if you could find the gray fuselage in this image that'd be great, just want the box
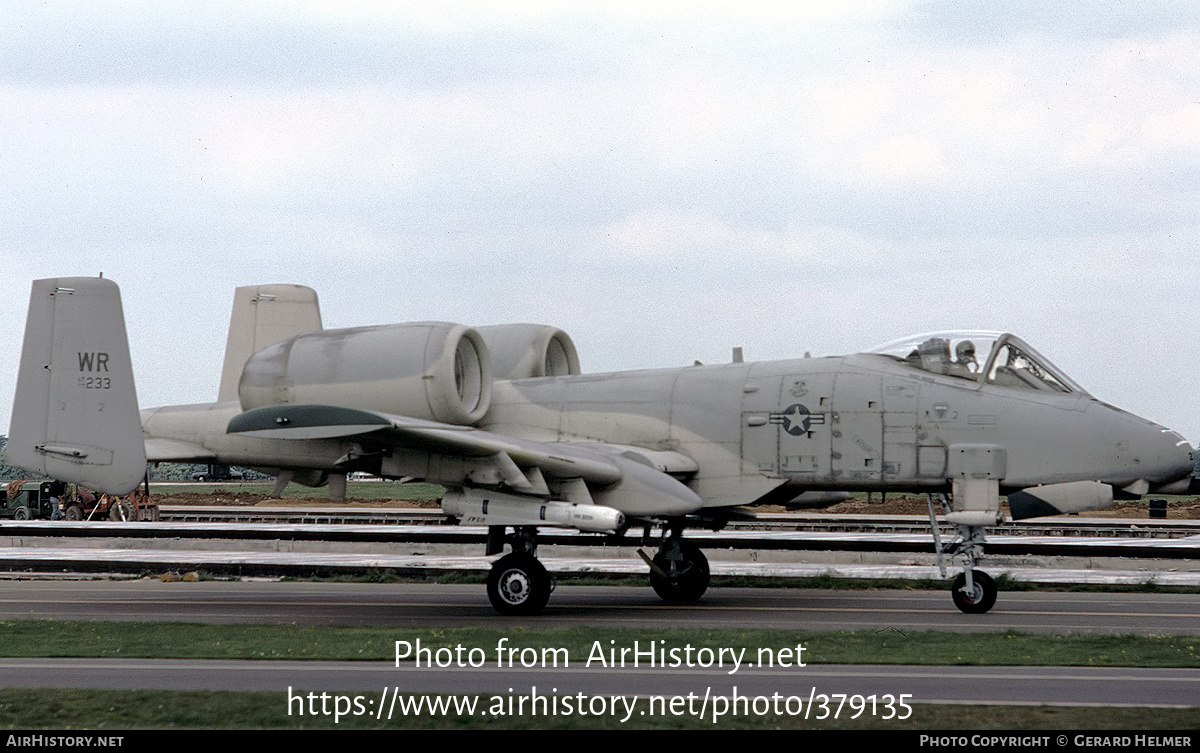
[141,351,1194,510]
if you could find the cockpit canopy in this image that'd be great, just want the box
[868,331,1086,394]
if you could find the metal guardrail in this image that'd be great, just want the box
[152,505,1200,539]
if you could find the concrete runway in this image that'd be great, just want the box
[2,579,1199,633]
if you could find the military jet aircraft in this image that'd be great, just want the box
[9,277,1195,615]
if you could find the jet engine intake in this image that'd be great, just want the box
[475,324,581,380]
[238,322,492,425]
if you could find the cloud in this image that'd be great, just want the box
[1,1,1198,441]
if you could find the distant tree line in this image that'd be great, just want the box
[148,463,272,482]
[0,436,38,480]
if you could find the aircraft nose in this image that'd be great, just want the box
[1098,399,1195,489]
[1150,425,1194,485]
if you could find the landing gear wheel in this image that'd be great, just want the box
[64,506,83,521]
[951,571,997,614]
[487,553,552,616]
[109,501,135,522]
[650,543,710,603]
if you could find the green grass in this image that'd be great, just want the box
[3,621,1199,667]
[4,623,1198,729]
[1,689,1198,730]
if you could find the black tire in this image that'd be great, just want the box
[64,506,83,521]
[649,543,710,603]
[487,553,552,616]
[951,571,997,614]
[13,507,30,521]
[109,501,135,522]
[196,476,207,483]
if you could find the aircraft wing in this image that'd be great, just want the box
[226,403,623,486]
[225,403,702,517]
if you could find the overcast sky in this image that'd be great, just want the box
[2,1,1198,445]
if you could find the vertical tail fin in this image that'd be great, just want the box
[216,284,322,403]
[8,277,146,494]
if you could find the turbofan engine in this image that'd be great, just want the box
[238,322,492,425]
[476,324,581,380]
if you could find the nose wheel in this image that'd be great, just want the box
[951,570,997,614]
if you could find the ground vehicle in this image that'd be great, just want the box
[0,480,56,520]
[190,464,245,482]
[0,479,157,522]
[60,487,157,521]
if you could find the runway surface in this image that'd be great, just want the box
[2,579,1199,634]
[3,580,1198,708]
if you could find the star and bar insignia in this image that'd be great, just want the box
[769,403,826,436]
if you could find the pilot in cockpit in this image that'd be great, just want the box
[908,338,980,380]
[955,340,979,374]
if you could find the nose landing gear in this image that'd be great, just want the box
[951,570,997,614]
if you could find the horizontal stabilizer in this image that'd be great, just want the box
[1007,480,1114,520]
[227,404,393,439]
[8,278,146,495]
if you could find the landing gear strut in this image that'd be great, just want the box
[948,523,997,614]
[928,493,998,614]
[486,526,554,616]
[643,521,710,603]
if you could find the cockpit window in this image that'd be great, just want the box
[868,331,1085,394]
[870,331,999,383]
[986,343,1071,392]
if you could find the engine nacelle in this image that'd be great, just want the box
[475,324,581,380]
[238,322,492,425]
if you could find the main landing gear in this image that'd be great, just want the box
[485,526,554,616]
[640,520,711,604]
[483,521,713,614]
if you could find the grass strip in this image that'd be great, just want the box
[1,689,1198,730]
[2,621,1198,667]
